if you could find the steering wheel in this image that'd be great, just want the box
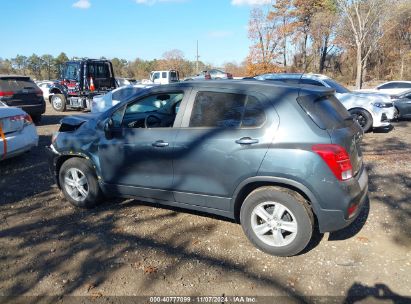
[144,114,162,128]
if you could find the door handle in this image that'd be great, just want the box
[235,137,259,145]
[152,140,169,147]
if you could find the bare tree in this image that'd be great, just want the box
[336,0,388,88]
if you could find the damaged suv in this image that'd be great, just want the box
[48,80,368,256]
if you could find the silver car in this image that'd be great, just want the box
[0,102,38,160]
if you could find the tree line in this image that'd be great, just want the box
[246,0,411,88]
[0,50,245,82]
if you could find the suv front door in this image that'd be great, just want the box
[98,89,189,201]
[172,90,279,211]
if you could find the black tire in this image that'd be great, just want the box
[349,108,373,132]
[59,157,103,208]
[31,114,42,124]
[51,94,67,112]
[240,186,314,257]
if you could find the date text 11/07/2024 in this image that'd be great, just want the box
[149,296,257,303]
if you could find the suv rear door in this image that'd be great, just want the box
[172,89,279,211]
[0,76,43,108]
[298,94,363,176]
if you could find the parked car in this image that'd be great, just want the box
[184,69,233,81]
[0,75,46,123]
[116,78,137,87]
[391,89,411,119]
[48,80,368,257]
[252,73,395,132]
[91,84,156,113]
[37,81,54,102]
[0,103,38,160]
[358,81,411,95]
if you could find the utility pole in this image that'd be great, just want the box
[196,40,200,74]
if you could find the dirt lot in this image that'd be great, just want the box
[0,106,410,303]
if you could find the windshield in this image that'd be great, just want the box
[62,62,80,81]
[323,79,350,94]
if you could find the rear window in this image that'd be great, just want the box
[88,63,110,79]
[0,77,37,91]
[298,95,352,130]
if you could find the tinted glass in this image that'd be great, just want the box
[112,87,142,101]
[189,91,265,128]
[323,79,350,93]
[397,83,411,89]
[170,71,178,81]
[301,79,324,86]
[88,63,110,78]
[0,77,37,91]
[242,98,266,127]
[298,95,351,130]
[162,72,167,78]
[378,83,397,89]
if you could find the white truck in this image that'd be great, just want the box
[141,70,180,85]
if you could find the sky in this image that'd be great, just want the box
[1,0,272,66]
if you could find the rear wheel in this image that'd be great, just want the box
[59,158,103,208]
[240,186,314,256]
[51,94,66,112]
[349,108,373,132]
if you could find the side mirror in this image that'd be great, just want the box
[104,118,114,139]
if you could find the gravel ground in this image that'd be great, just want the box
[0,106,410,303]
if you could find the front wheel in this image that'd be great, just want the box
[349,108,373,132]
[240,186,314,256]
[59,158,103,208]
[51,94,67,112]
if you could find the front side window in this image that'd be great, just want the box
[121,92,184,128]
[188,91,265,128]
[63,63,80,81]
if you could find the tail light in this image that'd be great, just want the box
[312,144,353,181]
[227,73,233,79]
[0,91,14,97]
[36,90,43,97]
[205,73,211,80]
[9,114,33,125]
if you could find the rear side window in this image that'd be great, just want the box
[298,95,351,130]
[0,77,37,91]
[189,91,266,128]
[162,72,167,78]
[88,63,110,78]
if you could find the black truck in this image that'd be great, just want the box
[49,59,116,111]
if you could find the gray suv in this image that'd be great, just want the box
[47,80,368,256]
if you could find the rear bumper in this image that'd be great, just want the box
[20,103,46,116]
[316,166,369,233]
[0,124,38,160]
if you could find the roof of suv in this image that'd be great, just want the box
[0,75,31,79]
[151,79,335,95]
[255,73,331,80]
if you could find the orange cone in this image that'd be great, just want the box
[90,77,95,92]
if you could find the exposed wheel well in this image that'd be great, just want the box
[49,89,63,102]
[233,182,313,223]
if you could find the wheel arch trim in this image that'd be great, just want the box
[231,176,322,222]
